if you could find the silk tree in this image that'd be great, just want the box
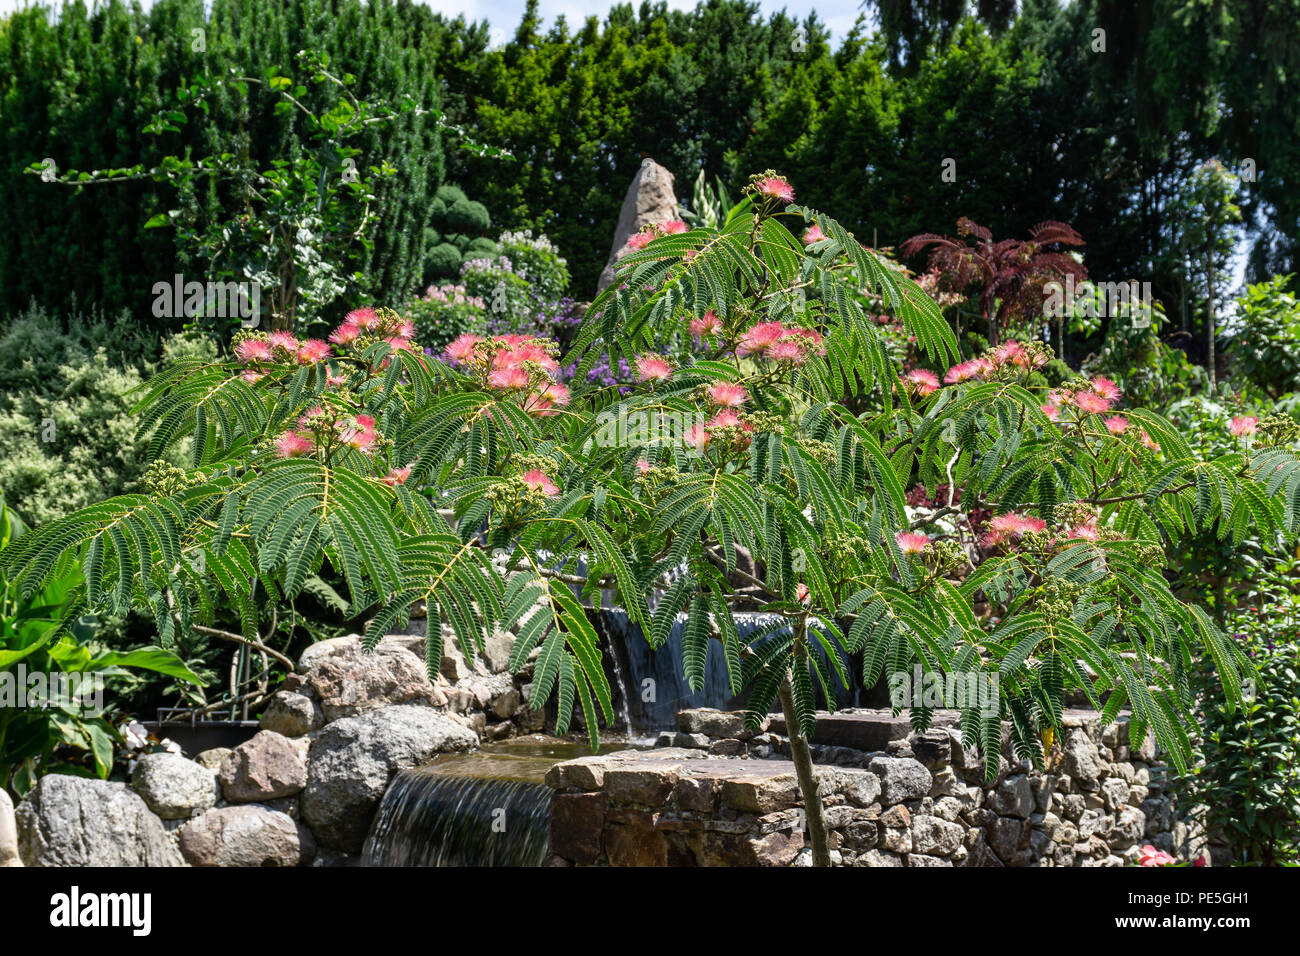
[8,173,1296,867]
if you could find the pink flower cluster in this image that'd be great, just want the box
[736,322,826,364]
[896,531,929,554]
[755,175,795,203]
[421,283,485,309]
[982,512,1048,549]
[942,341,1045,385]
[522,469,559,496]
[1042,377,1123,419]
[802,224,827,245]
[636,354,674,383]
[443,333,570,417]
[234,331,333,383]
[1230,416,1258,437]
[901,368,940,397]
[685,381,754,451]
[326,307,417,354]
[1136,845,1177,867]
[689,310,720,339]
[275,407,379,459]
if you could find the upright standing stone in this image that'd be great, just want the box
[595,158,679,294]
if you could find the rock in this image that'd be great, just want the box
[991,774,1034,819]
[708,738,746,756]
[194,748,233,772]
[16,776,184,866]
[301,705,477,851]
[867,757,932,804]
[1101,776,1130,811]
[596,158,679,293]
[178,805,314,867]
[605,765,679,806]
[550,792,606,864]
[482,627,516,674]
[677,709,758,739]
[489,687,521,721]
[912,815,964,856]
[987,816,1030,864]
[859,849,904,867]
[0,789,20,867]
[299,634,362,670]
[605,820,670,866]
[910,730,952,769]
[720,771,800,813]
[306,639,438,721]
[818,767,881,807]
[1108,806,1145,850]
[1063,728,1103,790]
[218,730,308,803]
[908,853,954,867]
[130,752,220,820]
[260,690,323,737]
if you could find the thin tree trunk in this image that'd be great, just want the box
[778,669,831,866]
[1205,251,1216,389]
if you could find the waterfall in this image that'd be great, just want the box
[364,766,552,867]
[595,608,874,736]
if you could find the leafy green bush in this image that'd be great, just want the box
[405,283,488,352]
[0,306,214,525]
[1227,274,1300,399]
[1,495,201,796]
[1181,550,1300,865]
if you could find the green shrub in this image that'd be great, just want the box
[1226,274,1300,399]
[424,243,464,281]
[0,306,212,525]
[405,283,488,352]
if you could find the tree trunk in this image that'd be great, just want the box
[777,671,831,866]
[1205,251,1216,389]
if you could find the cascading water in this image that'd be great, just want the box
[595,608,874,736]
[364,765,551,867]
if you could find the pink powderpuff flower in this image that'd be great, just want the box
[902,369,940,396]
[1230,416,1259,436]
[636,354,674,382]
[689,310,720,338]
[235,338,273,363]
[896,531,929,554]
[686,422,711,451]
[488,365,531,391]
[241,370,264,384]
[444,334,482,365]
[626,231,654,251]
[1104,415,1129,435]
[983,512,1046,548]
[341,414,378,453]
[990,340,1030,368]
[328,322,360,345]
[802,224,827,245]
[708,382,748,407]
[1041,404,1060,421]
[786,327,826,356]
[661,220,689,234]
[381,466,412,487]
[1137,845,1177,867]
[346,307,380,330]
[636,458,653,475]
[768,340,808,364]
[297,339,331,364]
[707,409,744,429]
[737,321,787,356]
[944,358,989,384]
[496,342,558,374]
[275,430,314,458]
[755,175,794,203]
[523,382,571,417]
[1091,377,1122,403]
[267,331,300,355]
[1074,390,1112,415]
[521,469,559,496]
[297,405,329,429]
[1140,430,1159,451]
[326,370,348,387]
[795,582,811,606]
[1066,523,1101,541]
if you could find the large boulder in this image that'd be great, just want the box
[178,805,315,867]
[218,730,308,803]
[0,789,20,866]
[595,158,679,293]
[303,636,439,721]
[300,705,478,851]
[16,776,184,866]
[130,752,220,820]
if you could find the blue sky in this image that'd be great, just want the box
[0,0,873,44]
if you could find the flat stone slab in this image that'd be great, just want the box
[766,710,960,752]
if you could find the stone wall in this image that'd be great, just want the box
[545,708,1205,867]
[12,628,536,867]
